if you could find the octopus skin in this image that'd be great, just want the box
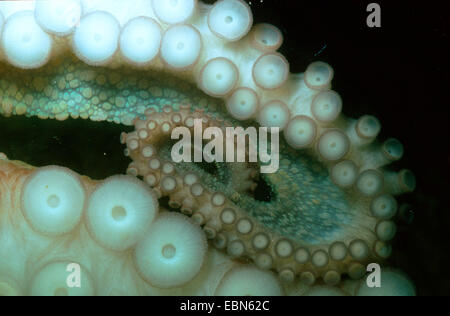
[0,0,416,296]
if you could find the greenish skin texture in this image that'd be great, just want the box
[158,140,351,245]
[0,55,350,246]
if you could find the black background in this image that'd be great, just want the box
[0,0,448,296]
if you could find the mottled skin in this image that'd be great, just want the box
[123,105,383,285]
[0,55,223,123]
[0,48,403,291]
[157,131,355,244]
[2,55,361,248]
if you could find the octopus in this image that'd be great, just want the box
[0,0,417,296]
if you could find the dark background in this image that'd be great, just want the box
[0,0,448,295]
